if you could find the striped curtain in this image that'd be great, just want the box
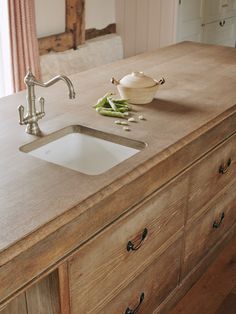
[8,0,41,92]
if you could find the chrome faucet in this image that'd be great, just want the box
[18,69,76,136]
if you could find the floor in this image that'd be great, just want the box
[171,235,236,314]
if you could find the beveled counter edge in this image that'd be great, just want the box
[0,104,236,268]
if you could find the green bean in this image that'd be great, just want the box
[98,109,126,118]
[93,93,113,108]
[107,97,118,111]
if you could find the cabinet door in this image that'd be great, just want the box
[177,0,204,42]
[183,179,236,278]
[203,17,236,47]
[204,0,236,23]
[187,133,236,220]
[101,239,182,314]
[68,175,187,314]
[203,0,222,23]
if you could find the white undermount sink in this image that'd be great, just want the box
[20,125,145,175]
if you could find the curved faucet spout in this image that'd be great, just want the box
[24,70,76,99]
[19,69,76,136]
[34,75,76,99]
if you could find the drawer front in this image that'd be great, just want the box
[203,17,236,47]
[101,239,181,314]
[183,180,236,277]
[69,176,188,314]
[188,133,236,219]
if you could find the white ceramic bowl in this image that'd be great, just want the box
[111,72,165,105]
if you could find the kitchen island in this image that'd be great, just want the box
[0,42,236,313]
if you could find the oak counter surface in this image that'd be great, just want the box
[0,42,236,268]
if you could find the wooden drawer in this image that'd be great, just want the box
[182,179,236,278]
[68,176,188,314]
[101,239,182,314]
[187,133,236,219]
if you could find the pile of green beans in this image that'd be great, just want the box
[93,93,132,118]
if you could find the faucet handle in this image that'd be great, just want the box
[18,105,25,125]
[38,97,45,114]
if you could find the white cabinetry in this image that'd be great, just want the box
[177,0,236,47]
[203,0,236,47]
[177,0,204,42]
[203,17,236,47]
[203,0,236,23]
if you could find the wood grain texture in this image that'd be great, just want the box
[38,32,74,55]
[171,235,236,314]
[101,239,182,314]
[68,175,187,313]
[25,271,60,314]
[1,107,236,307]
[183,178,236,277]
[155,223,236,313]
[58,263,70,314]
[0,294,27,314]
[0,43,236,306]
[187,133,236,219]
[85,23,116,41]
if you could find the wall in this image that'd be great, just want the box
[86,0,115,29]
[35,0,65,38]
[35,0,116,38]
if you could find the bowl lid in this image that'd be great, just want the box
[119,72,156,88]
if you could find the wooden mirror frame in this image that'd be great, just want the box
[38,0,116,56]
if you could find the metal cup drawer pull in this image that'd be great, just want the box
[219,158,232,174]
[213,212,225,229]
[125,292,145,314]
[127,228,148,252]
[219,20,226,27]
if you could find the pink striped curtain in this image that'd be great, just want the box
[8,0,41,92]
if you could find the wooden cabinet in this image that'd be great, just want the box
[66,134,236,313]
[68,176,187,313]
[1,43,236,314]
[101,239,182,314]
[187,133,236,219]
[183,179,236,277]
[2,131,236,314]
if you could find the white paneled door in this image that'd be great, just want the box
[116,0,177,57]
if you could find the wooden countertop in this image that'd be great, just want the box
[0,42,236,266]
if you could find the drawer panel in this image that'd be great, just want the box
[188,133,236,219]
[69,176,188,314]
[101,239,181,314]
[183,180,236,278]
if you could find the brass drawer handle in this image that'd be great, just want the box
[125,292,145,314]
[213,212,225,229]
[219,158,231,174]
[127,228,148,252]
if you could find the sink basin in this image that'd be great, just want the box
[20,125,145,175]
